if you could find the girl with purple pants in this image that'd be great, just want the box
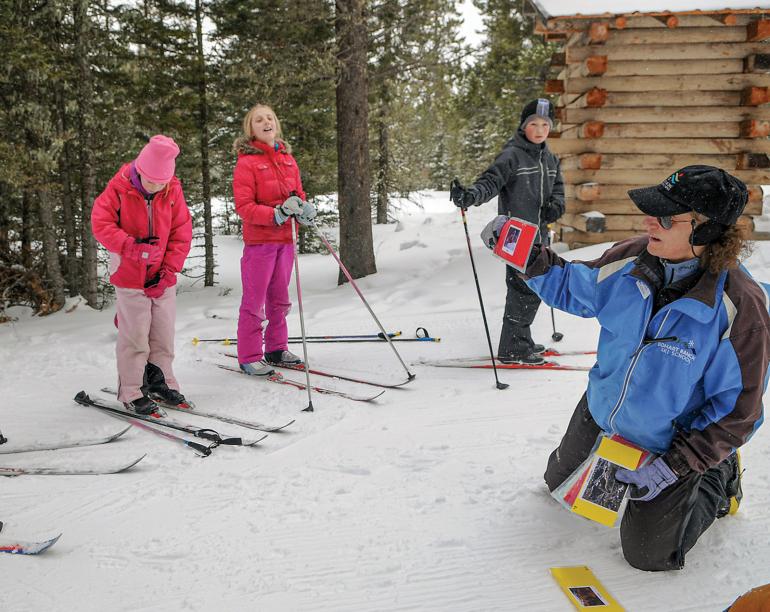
[232,104,316,376]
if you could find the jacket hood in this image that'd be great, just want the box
[508,129,546,154]
[234,137,290,157]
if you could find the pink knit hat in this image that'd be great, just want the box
[135,135,180,184]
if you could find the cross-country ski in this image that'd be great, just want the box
[100,387,294,432]
[0,533,62,555]
[221,354,413,389]
[216,364,386,402]
[0,425,132,454]
[0,455,145,476]
[417,357,591,372]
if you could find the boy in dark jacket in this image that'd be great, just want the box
[451,98,564,364]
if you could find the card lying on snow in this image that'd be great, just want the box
[550,566,624,611]
[555,434,650,528]
[492,217,538,272]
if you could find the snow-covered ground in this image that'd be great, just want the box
[1,191,769,611]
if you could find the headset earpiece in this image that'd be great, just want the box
[690,219,728,246]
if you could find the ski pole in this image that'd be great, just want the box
[111,412,213,457]
[290,331,402,340]
[291,337,436,343]
[291,218,314,412]
[192,337,234,345]
[309,223,416,382]
[193,332,403,345]
[544,226,563,342]
[457,202,508,390]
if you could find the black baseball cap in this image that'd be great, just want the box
[628,165,748,226]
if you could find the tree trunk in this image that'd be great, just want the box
[35,186,66,312]
[56,86,80,297]
[74,0,99,307]
[374,0,396,225]
[195,0,215,287]
[21,191,31,269]
[0,183,9,257]
[375,84,391,224]
[335,0,375,284]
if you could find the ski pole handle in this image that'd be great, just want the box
[186,441,213,457]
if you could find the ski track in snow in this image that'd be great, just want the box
[1,191,769,611]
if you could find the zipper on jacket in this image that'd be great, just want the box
[146,196,154,239]
[607,308,672,433]
[538,149,544,239]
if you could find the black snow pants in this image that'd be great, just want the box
[544,393,738,572]
[498,265,542,358]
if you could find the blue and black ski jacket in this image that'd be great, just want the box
[525,236,770,475]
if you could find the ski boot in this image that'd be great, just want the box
[727,450,743,516]
[716,451,743,518]
[240,361,276,377]
[124,395,160,416]
[264,350,303,367]
[498,352,546,366]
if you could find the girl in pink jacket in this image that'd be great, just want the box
[92,135,193,414]
[233,104,316,376]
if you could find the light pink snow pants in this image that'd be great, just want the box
[237,243,294,364]
[115,286,180,402]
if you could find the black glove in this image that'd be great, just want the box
[450,178,479,209]
[527,244,542,268]
[541,201,562,224]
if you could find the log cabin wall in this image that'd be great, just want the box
[538,10,770,247]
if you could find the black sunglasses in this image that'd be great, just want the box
[657,216,693,230]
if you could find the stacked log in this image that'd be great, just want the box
[539,11,770,247]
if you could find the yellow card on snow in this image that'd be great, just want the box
[550,566,624,611]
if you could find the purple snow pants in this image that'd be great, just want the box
[237,243,294,364]
[115,286,180,403]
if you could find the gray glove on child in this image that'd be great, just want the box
[480,215,509,249]
[274,195,305,225]
[296,201,317,226]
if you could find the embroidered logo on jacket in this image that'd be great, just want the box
[656,339,696,364]
[636,280,650,299]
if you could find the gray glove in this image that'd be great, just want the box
[480,215,508,249]
[296,201,317,226]
[274,195,305,225]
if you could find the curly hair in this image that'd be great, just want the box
[697,219,753,274]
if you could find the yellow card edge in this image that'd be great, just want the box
[595,437,643,470]
[572,498,619,527]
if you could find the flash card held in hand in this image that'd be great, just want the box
[492,217,539,272]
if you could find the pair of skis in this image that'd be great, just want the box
[220,354,413,391]
[0,424,146,477]
[74,392,269,457]
[0,522,61,556]
[418,348,596,372]
[99,387,295,433]
[216,364,388,402]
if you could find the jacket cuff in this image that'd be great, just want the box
[662,448,693,478]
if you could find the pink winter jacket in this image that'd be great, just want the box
[91,163,193,289]
[232,139,306,245]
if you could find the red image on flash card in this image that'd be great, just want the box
[492,217,539,272]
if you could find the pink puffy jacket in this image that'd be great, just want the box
[232,139,306,245]
[91,163,192,289]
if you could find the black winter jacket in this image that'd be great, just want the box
[471,129,564,243]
